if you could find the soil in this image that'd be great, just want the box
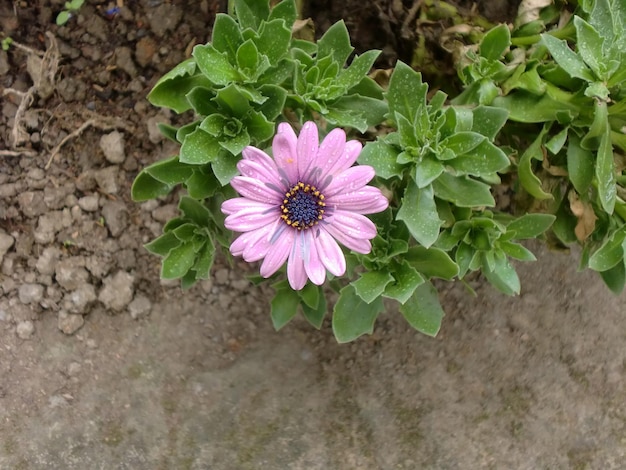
[1,1,625,469]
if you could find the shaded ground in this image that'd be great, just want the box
[1,1,626,468]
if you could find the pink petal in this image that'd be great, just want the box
[322,138,363,181]
[237,159,283,189]
[221,198,275,216]
[242,219,280,261]
[325,186,389,214]
[303,231,325,285]
[315,228,346,276]
[260,226,294,278]
[297,121,319,181]
[326,210,377,239]
[242,146,278,172]
[231,176,283,204]
[323,165,375,197]
[230,224,274,261]
[225,207,278,232]
[316,128,346,179]
[323,223,373,254]
[272,123,299,184]
[287,232,307,290]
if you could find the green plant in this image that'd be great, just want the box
[132,0,626,342]
[56,0,85,26]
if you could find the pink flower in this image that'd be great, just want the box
[221,122,389,290]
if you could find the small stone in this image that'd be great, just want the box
[151,204,178,223]
[231,279,250,291]
[65,284,97,314]
[55,257,89,290]
[129,295,151,320]
[0,231,15,264]
[16,321,35,339]
[75,170,96,192]
[67,362,82,377]
[214,268,230,285]
[98,270,135,313]
[93,166,119,194]
[36,247,62,275]
[0,50,9,76]
[146,115,167,144]
[18,283,44,304]
[17,191,47,217]
[99,131,126,164]
[34,212,62,244]
[101,200,129,237]
[44,183,75,209]
[77,195,99,212]
[115,46,138,78]
[58,311,84,335]
[135,36,157,67]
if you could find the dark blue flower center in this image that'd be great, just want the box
[281,182,326,230]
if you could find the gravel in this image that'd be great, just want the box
[16,320,35,339]
[99,131,126,164]
[0,231,14,264]
[18,283,44,305]
[93,166,119,194]
[55,257,89,291]
[57,311,84,335]
[101,200,129,237]
[98,270,135,313]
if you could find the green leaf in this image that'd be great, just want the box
[405,246,459,280]
[518,126,553,200]
[336,50,380,93]
[352,271,394,304]
[386,61,428,122]
[432,173,495,207]
[383,261,425,304]
[144,231,181,257]
[540,34,594,81]
[330,94,388,130]
[212,14,243,61]
[299,282,319,309]
[186,168,221,199]
[180,129,222,164]
[414,157,444,188]
[212,151,241,186]
[145,156,194,185]
[481,253,520,295]
[596,128,616,214]
[491,91,577,123]
[471,106,509,139]
[582,99,609,150]
[397,184,442,247]
[480,24,511,60]
[399,281,444,337]
[162,243,197,279]
[301,291,327,329]
[193,44,240,85]
[588,228,626,272]
[131,171,173,201]
[332,285,384,343]
[233,0,269,29]
[499,241,537,261]
[148,67,213,113]
[193,241,215,279]
[447,140,510,177]
[215,84,251,116]
[179,196,210,227]
[256,19,292,65]
[440,132,485,156]
[245,110,275,143]
[270,283,300,330]
[359,140,403,179]
[56,10,71,25]
[600,262,626,294]
[268,0,297,27]
[317,20,354,65]
[567,133,594,194]
[219,129,250,155]
[506,213,555,239]
[257,84,287,120]
[574,16,605,79]
[236,39,260,74]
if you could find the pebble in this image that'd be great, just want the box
[55,257,89,290]
[0,231,15,264]
[44,183,75,209]
[67,362,82,377]
[36,246,62,275]
[214,268,230,285]
[135,36,157,67]
[115,46,138,78]
[151,204,178,223]
[58,311,84,335]
[16,320,35,339]
[78,195,99,212]
[99,131,126,164]
[93,166,119,194]
[17,191,47,217]
[34,210,71,244]
[65,284,97,314]
[98,270,135,313]
[129,294,152,320]
[0,50,9,76]
[101,200,129,237]
[18,283,44,305]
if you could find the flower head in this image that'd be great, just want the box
[221,121,388,290]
